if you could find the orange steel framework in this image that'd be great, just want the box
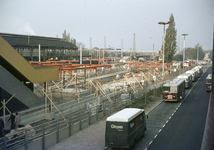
[29,59,113,80]
[129,62,172,74]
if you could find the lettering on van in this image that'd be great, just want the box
[111,124,123,130]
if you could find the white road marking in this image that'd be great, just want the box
[146,67,209,150]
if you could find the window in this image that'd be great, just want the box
[163,86,170,92]
[207,79,212,83]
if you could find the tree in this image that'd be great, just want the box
[185,43,205,60]
[173,54,183,61]
[162,13,177,63]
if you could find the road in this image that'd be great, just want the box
[47,66,210,150]
[146,66,211,150]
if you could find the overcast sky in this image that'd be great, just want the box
[0,0,214,51]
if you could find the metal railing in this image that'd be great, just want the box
[0,92,134,150]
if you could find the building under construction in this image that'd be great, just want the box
[0,32,191,149]
[0,32,178,117]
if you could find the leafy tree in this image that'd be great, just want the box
[162,13,177,63]
[185,43,205,60]
[173,54,183,61]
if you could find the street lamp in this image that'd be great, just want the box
[197,45,199,65]
[181,33,189,68]
[158,21,170,76]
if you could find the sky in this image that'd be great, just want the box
[0,0,214,51]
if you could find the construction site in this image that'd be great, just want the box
[0,33,188,150]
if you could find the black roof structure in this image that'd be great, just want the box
[0,32,78,50]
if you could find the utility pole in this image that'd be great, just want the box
[197,46,199,65]
[130,48,132,62]
[158,21,170,76]
[181,33,189,68]
[121,39,123,58]
[104,36,106,59]
[90,37,92,57]
[133,33,136,58]
[153,43,154,61]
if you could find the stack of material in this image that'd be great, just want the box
[6,124,35,140]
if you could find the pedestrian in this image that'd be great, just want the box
[8,113,15,129]
[14,112,21,130]
[182,92,185,100]
[0,118,4,137]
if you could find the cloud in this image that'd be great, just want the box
[20,23,36,35]
[12,17,36,35]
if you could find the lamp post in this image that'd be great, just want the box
[158,21,170,76]
[181,33,188,68]
[197,45,199,65]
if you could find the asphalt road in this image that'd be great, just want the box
[146,67,211,150]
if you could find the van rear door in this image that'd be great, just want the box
[105,122,128,148]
